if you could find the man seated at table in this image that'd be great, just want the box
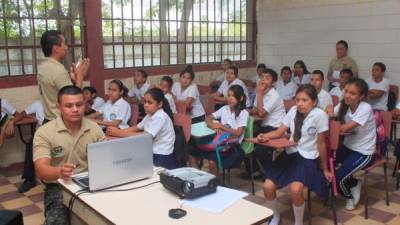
[33,85,105,225]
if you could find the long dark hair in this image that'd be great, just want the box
[228,85,246,118]
[180,64,195,81]
[293,84,318,142]
[294,60,310,75]
[145,88,174,121]
[337,78,369,123]
[110,79,128,98]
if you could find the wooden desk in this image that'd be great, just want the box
[59,170,273,225]
[246,138,297,148]
[15,116,37,144]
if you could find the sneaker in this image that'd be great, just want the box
[345,199,355,211]
[351,181,362,206]
[17,180,36,193]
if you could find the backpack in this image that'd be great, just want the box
[173,125,188,167]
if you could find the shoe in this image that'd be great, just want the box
[345,199,355,211]
[18,180,36,193]
[351,181,362,206]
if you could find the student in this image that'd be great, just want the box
[90,80,131,129]
[329,68,353,101]
[366,62,390,111]
[82,86,105,115]
[171,65,205,123]
[127,70,151,104]
[0,98,22,144]
[275,66,298,100]
[33,86,105,225]
[292,60,311,86]
[107,88,176,169]
[159,76,177,114]
[258,84,331,225]
[250,68,286,173]
[213,65,251,109]
[213,58,233,83]
[334,78,376,210]
[310,70,334,117]
[189,85,247,176]
[251,63,267,85]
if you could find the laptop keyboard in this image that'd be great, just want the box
[79,177,89,186]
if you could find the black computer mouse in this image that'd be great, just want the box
[168,208,187,219]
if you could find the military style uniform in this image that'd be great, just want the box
[33,117,105,225]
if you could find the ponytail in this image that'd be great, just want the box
[145,88,174,122]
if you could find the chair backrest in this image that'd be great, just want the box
[200,94,215,115]
[382,111,392,139]
[390,85,399,102]
[198,85,211,95]
[329,120,341,151]
[331,95,339,107]
[241,116,255,155]
[283,99,296,112]
[173,113,192,142]
[175,101,188,114]
[129,104,139,126]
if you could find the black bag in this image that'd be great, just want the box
[387,90,397,111]
[173,125,188,167]
[395,139,400,158]
[0,210,23,225]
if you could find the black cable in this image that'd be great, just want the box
[68,188,89,224]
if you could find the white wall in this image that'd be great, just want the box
[257,0,400,83]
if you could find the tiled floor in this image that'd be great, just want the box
[1,153,400,225]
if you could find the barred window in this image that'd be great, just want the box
[0,0,86,77]
[101,0,255,69]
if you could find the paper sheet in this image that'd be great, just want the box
[181,186,248,213]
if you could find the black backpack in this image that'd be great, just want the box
[387,90,397,111]
[173,125,188,167]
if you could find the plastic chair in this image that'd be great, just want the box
[173,113,191,143]
[198,85,211,95]
[128,103,139,126]
[200,94,215,115]
[283,99,296,112]
[175,101,189,114]
[362,111,391,219]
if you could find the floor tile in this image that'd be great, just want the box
[2,197,33,209]
[358,207,396,223]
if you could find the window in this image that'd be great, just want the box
[0,0,86,77]
[101,0,255,69]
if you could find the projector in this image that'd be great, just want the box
[160,167,218,199]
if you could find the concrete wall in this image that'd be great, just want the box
[257,0,400,83]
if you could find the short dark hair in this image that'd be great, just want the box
[262,68,278,82]
[340,68,354,77]
[336,40,348,50]
[41,30,63,57]
[58,85,83,103]
[281,66,292,75]
[223,58,232,65]
[82,86,97,95]
[161,76,173,89]
[137,69,148,81]
[373,62,386,72]
[257,63,267,70]
[227,65,238,77]
[312,70,324,80]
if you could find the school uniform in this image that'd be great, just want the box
[264,106,329,198]
[334,102,376,198]
[127,82,151,101]
[292,74,311,86]
[275,80,297,100]
[366,77,390,111]
[217,78,251,108]
[25,100,45,126]
[1,98,16,121]
[215,73,225,82]
[329,86,343,101]
[99,98,131,129]
[171,82,205,122]
[318,89,333,111]
[92,97,105,112]
[251,74,260,85]
[165,93,177,114]
[137,109,176,169]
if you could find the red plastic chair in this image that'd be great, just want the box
[129,103,139,126]
[175,101,189,114]
[173,113,191,143]
[283,99,296,112]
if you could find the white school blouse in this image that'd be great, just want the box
[92,97,105,112]
[24,100,44,126]
[254,88,286,128]
[1,99,16,120]
[292,74,311,86]
[366,77,390,111]
[99,98,131,129]
[275,80,297,100]
[128,82,151,101]
[165,93,177,114]
[317,89,333,111]
[329,87,343,101]
[171,82,205,118]
[217,78,251,107]
[212,105,249,142]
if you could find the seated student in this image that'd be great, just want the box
[107,88,176,169]
[89,80,131,129]
[392,101,400,120]
[22,100,45,126]
[275,66,298,100]
[249,68,285,174]
[171,65,205,123]
[210,58,233,91]
[310,70,334,117]
[366,62,390,111]
[334,78,376,210]
[251,63,267,85]
[292,60,311,85]
[127,70,151,104]
[329,68,353,101]
[159,76,177,114]
[33,86,105,225]
[189,85,248,176]
[0,98,22,144]
[82,86,105,115]
[258,84,331,225]
[213,65,251,110]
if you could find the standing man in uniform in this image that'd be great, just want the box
[18,30,91,193]
[33,86,104,225]
[327,40,358,90]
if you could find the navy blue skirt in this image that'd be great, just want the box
[153,153,177,170]
[264,151,328,199]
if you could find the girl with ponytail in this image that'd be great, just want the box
[107,87,177,169]
[257,84,331,225]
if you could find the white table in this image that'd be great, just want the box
[59,169,272,225]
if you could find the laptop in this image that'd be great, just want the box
[72,133,153,192]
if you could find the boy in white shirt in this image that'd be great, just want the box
[210,58,233,92]
[329,69,353,101]
[251,63,267,86]
[83,86,105,115]
[275,66,297,100]
[159,76,177,114]
[367,62,390,111]
[127,70,151,104]
[311,70,334,117]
